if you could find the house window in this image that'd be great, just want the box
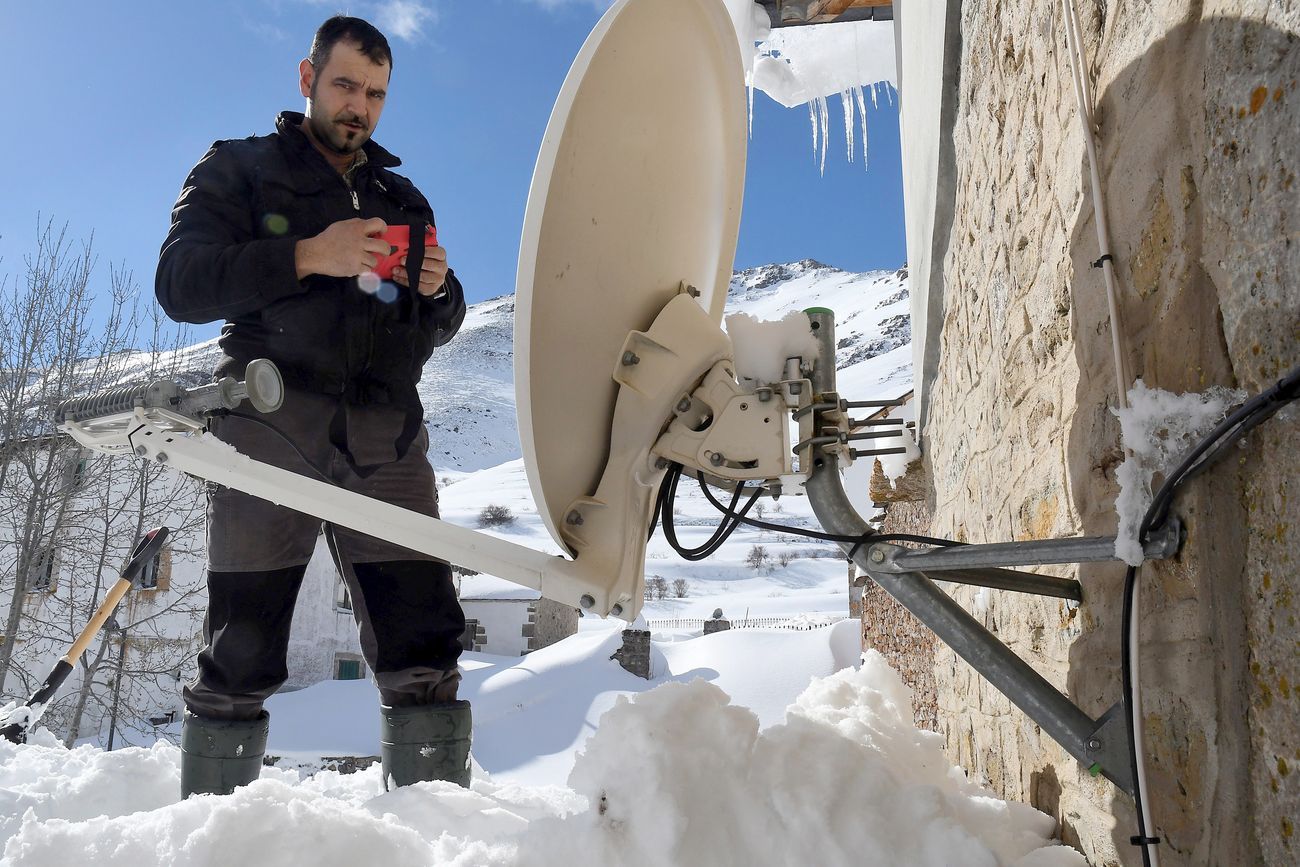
[27,546,55,593]
[64,453,89,490]
[334,656,364,680]
[139,553,161,589]
[335,573,353,612]
[136,549,170,591]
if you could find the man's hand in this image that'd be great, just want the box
[295,217,390,280]
[393,245,450,298]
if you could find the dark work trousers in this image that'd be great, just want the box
[185,387,465,722]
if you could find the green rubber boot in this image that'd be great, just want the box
[379,701,472,789]
[180,710,269,799]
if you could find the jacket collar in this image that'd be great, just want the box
[275,110,402,169]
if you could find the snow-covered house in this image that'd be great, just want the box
[456,572,578,657]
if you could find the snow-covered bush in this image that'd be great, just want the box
[477,504,516,527]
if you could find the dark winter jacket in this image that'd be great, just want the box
[155,111,466,412]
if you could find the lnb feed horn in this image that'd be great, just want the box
[56,358,284,424]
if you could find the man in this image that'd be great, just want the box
[156,16,470,797]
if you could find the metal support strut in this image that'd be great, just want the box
[799,308,1171,796]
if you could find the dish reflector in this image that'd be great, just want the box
[515,0,748,554]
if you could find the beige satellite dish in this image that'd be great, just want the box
[515,0,748,564]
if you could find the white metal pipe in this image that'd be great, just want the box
[1060,2,1157,862]
[1061,0,1131,411]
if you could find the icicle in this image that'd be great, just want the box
[870,82,879,109]
[854,85,869,171]
[747,77,755,139]
[807,100,819,166]
[818,96,829,176]
[841,89,854,163]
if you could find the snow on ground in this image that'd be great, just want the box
[435,455,851,625]
[1,639,1084,867]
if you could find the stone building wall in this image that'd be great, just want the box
[529,598,580,652]
[860,461,939,732]
[914,1,1298,864]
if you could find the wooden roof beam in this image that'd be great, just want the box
[759,1,893,28]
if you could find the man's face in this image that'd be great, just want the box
[300,40,390,156]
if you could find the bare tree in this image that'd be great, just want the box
[745,545,770,573]
[672,578,688,598]
[0,218,132,695]
[0,219,206,745]
[644,576,668,602]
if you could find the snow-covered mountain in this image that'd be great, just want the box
[417,294,519,471]
[419,259,910,472]
[38,260,908,473]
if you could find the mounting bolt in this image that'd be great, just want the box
[654,457,669,470]
[579,594,595,609]
[134,445,147,456]
[709,452,724,467]
[566,510,584,526]
[610,603,624,617]
[676,397,692,413]
[1087,738,1102,751]
[684,285,700,298]
[756,387,773,402]
[869,548,885,564]
[155,452,169,463]
[621,351,640,366]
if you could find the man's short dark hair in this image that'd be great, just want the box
[309,16,393,71]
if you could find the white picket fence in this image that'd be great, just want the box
[645,615,849,632]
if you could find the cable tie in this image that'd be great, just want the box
[1129,836,1161,846]
[1091,253,1114,269]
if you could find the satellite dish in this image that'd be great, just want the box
[515,0,748,555]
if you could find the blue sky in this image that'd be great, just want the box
[0,0,903,342]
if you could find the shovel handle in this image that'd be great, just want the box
[65,578,132,664]
[64,527,170,665]
[1,528,170,744]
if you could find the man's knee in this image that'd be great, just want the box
[351,559,465,672]
[189,566,306,718]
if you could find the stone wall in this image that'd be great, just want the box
[528,598,579,652]
[860,460,939,732]
[611,630,652,679]
[913,1,1299,863]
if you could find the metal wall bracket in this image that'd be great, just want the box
[867,521,1181,574]
[865,543,1084,601]
[801,308,1156,796]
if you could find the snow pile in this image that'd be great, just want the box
[0,701,46,738]
[1112,380,1244,565]
[724,309,820,385]
[551,657,1085,864]
[877,422,920,483]
[0,652,1081,866]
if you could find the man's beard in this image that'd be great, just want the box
[307,111,370,155]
